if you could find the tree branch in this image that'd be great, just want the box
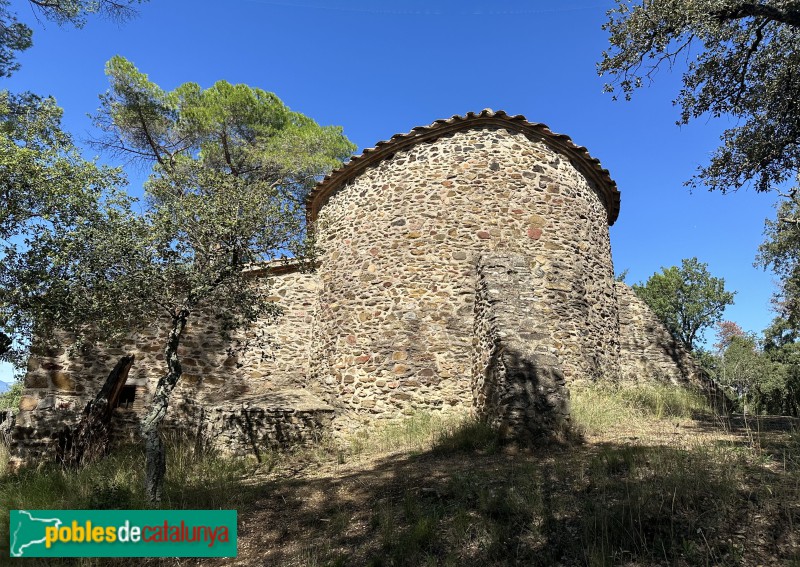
[713,3,800,28]
[28,0,139,22]
[220,129,239,176]
[134,104,168,169]
[734,18,769,109]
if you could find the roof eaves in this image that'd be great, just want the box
[307,109,620,226]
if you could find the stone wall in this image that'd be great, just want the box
[10,390,335,467]
[10,268,328,465]
[20,271,317,411]
[310,126,619,420]
[8,111,712,464]
[18,268,319,412]
[616,282,701,385]
[472,254,570,439]
[168,391,335,458]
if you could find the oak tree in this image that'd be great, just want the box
[0,91,123,364]
[91,56,355,502]
[0,0,145,362]
[599,0,800,195]
[633,257,735,351]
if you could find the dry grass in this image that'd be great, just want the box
[242,383,799,566]
[1,383,798,566]
[571,381,710,435]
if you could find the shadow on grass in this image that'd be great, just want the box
[691,412,800,467]
[230,430,799,567]
[1,418,799,566]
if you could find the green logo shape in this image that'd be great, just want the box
[9,510,237,558]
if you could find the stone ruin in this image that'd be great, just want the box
[7,110,704,465]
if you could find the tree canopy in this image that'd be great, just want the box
[0,91,123,365]
[0,91,122,239]
[758,197,800,323]
[633,257,735,351]
[5,55,355,501]
[599,0,800,195]
[0,0,146,364]
[700,318,800,415]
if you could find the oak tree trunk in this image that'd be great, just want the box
[141,311,188,505]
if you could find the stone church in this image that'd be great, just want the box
[9,110,700,463]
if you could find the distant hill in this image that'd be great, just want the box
[0,381,9,393]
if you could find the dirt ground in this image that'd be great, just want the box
[165,412,799,566]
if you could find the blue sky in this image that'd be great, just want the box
[0,0,780,382]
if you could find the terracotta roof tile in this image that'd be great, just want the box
[307,109,620,225]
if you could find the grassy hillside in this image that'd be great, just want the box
[0,383,798,566]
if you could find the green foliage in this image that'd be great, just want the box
[0,380,22,410]
[632,257,735,351]
[0,0,144,364]
[0,1,32,79]
[618,382,710,418]
[758,197,800,325]
[0,90,123,237]
[0,91,125,365]
[716,333,772,398]
[599,0,800,195]
[1,56,354,501]
[95,55,355,274]
[702,319,800,416]
[81,55,354,339]
[754,172,800,416]
[3,55,354,360]
[97,57,354,501]
[759,317,800,415]
[599,1,800,414]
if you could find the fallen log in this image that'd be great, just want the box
[57,355,135,467]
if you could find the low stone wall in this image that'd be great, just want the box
[16,268,320,416]
[8,406,81,468]
[472,254,570,440]
[168,390,335,459]
[12,389,334,467]
[10,266,323,466]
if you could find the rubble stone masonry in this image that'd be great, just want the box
[310,126,619,421]
[9,111,702,464]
